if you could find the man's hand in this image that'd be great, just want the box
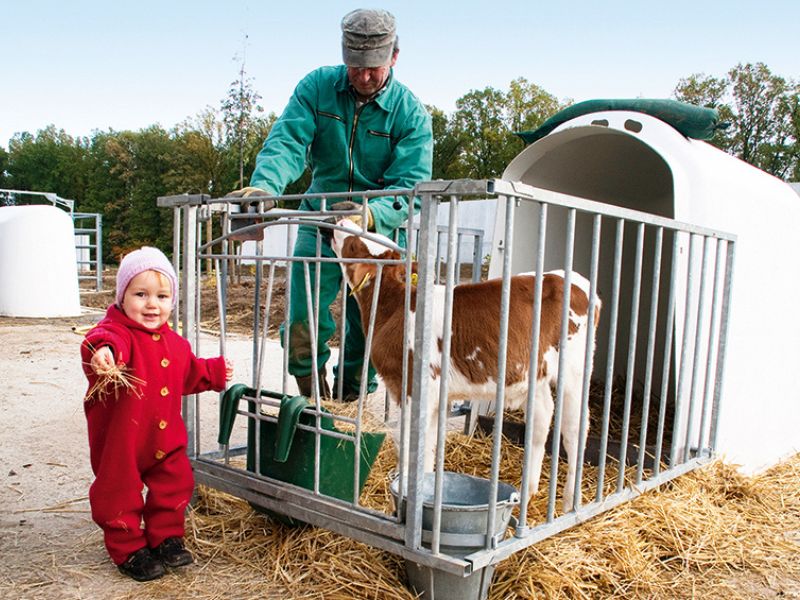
[227,186,270,199]
[226,187,276,211]
[329,201,373,230]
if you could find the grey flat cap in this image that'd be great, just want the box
[341,9,396,67]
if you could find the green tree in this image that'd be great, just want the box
[100,127,178,257]
[169,107,229,196]
[429,105,462,180]
[6,126,89,201]
[221,42,265,190]
[675,63,798,179]
[451,87,514,179]
[506,77,564,135]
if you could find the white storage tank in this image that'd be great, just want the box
[0,205,81,317]
[490,103,800,474]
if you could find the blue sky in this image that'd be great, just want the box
[2,0,798,149]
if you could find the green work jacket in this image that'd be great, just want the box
[249,65,433,239]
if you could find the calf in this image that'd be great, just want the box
[331,219,601,511]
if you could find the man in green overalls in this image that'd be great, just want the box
[229,9,433,400]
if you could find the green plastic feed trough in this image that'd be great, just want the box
[218,384,385,523]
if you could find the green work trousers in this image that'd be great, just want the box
[281,225,378,395]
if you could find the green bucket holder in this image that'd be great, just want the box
[218,384,386,524]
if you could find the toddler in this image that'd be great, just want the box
[80,246,233,581]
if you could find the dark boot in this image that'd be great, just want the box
[295,370,331,398]
[332,382,360,403]
[152,536,194,568]
[118,547,166,581]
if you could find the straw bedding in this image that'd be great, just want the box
[137,435,800,600]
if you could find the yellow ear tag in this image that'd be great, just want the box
[349,272,371,296]
[410,272,418,286]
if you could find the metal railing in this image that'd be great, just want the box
[159,178,736,594]
[73,212,103,291]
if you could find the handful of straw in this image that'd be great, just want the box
[85,361,145,404]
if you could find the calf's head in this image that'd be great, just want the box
[331,218,410,294]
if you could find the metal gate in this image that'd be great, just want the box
[158,177,735,590]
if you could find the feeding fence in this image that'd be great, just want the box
[158,177,735,599]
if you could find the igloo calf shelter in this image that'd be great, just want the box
[489,100,800,474]
[0,205,81,317]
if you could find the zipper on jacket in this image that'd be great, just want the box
[348,103,366,193]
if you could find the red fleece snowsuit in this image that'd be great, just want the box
[80,305,227,565]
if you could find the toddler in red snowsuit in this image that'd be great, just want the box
[81,246,233,582]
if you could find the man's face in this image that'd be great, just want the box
[346,52,398,99]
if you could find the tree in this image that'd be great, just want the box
[221,38,265,189]
[99,127,178,257]
[6,126,89,201]
[675,63,798,179]
[505,77,564,135]
[169,107,229,197]
[451,87,514,179]
[428,105,462,180]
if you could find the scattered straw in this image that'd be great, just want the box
[178,433,800,600]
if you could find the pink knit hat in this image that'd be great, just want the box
[116,246,178,308]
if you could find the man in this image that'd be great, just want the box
[229,9,433,400]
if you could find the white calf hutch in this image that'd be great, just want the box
[0,204,82,317]
[493,108,799,474]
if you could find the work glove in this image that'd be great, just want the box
[226,187,275,241]
[226,186,277,211]
[329,200,373,230]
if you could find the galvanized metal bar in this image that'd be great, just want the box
[302,261,322,495]
[709,240,736,452]
[180,204,198,457]
[683,236,711,462]
[573,213,601,507]
[254,262,277,394]
[636,226,664,484]
[353,262,384,504]
[431,196,460,555]
[697,240,725,458]
[405,191,440,550]
[671,234,698,467]
[282,222,296,395]
[654,233,681,477]
[397,197,417,504]
[616,222,645,492]
[487,194,517,536]
[547,207,576,520]
[194,215,203,455]
[95,214,103,291]
[253,243,263,382]
[312,200,326,399]
[472,232,482,283]
[172,206,182,332]
[517,202,548,531]
[596,217,624,501]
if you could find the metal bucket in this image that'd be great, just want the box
[391,472,519,600]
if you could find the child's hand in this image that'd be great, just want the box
[91,346,115,374]
[224,358,234,381]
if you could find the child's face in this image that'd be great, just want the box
[120,270,173,329]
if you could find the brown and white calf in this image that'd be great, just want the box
[331,219,601,511]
